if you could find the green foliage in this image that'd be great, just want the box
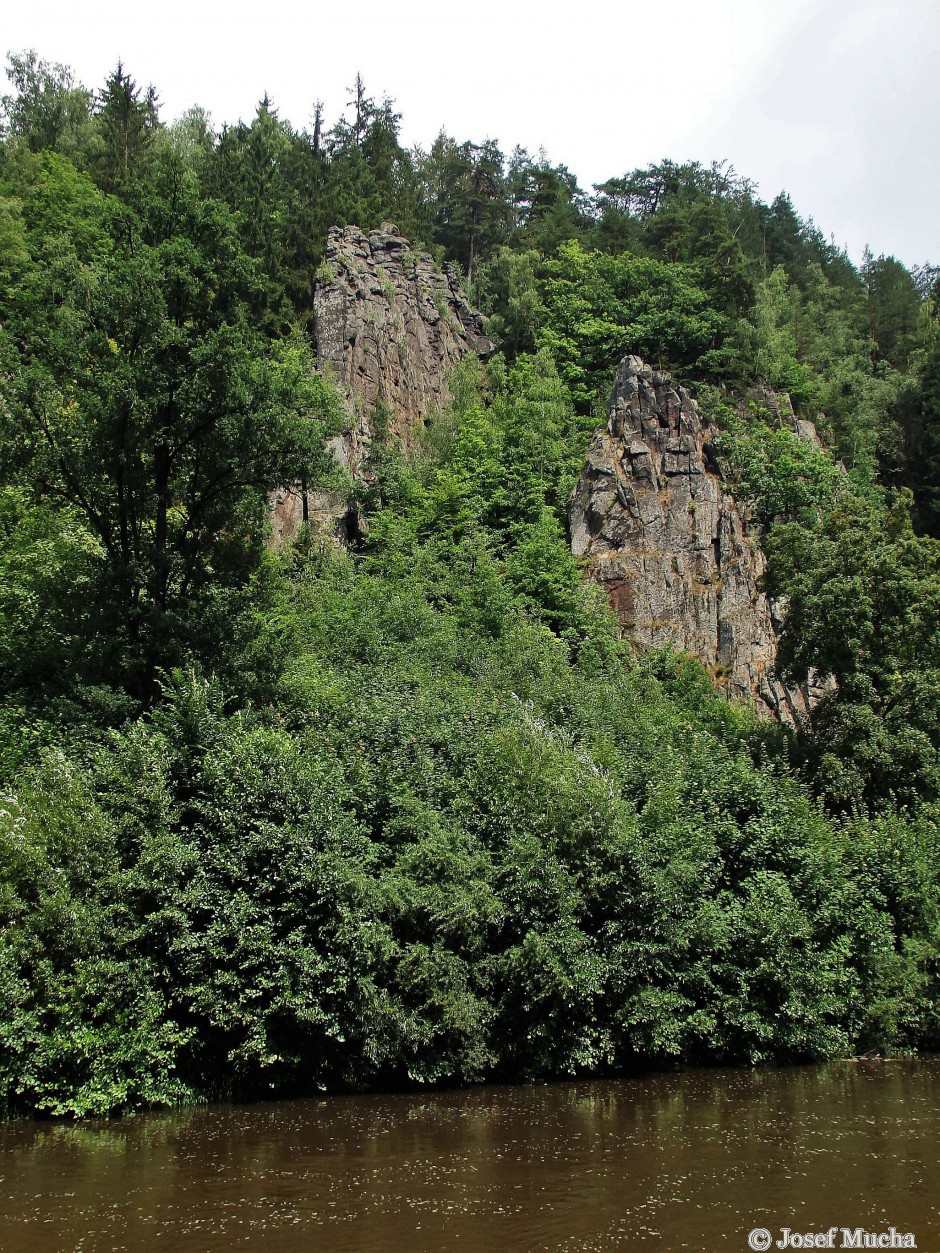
[593,160,758,319]
[730,258,928,493]
[4,552,938,1116]
[1,48,939,1122]
[766,492,940,811]
[0,150,342,703]
[0,489,102,693]
[734,266,819,407]
[417,134,510,281]
[473,245,544,357]
[893,338,940,534]
[0,754,196,1117]
[863,251,924,374]
[505,148,589,254]
[0,50,92,159]
[89,61,159,196]
[710,391,845,526]
[537,240,729,409]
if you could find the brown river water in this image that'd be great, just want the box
[1,1060,937,1252]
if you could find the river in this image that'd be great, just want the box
[1,1060,937,1251]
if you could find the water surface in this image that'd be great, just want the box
[1,1060,937,1251]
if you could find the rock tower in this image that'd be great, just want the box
[570,356,824,722]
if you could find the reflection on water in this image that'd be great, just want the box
[1,1061,937,1251]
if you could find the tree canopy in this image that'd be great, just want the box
[0,50,938,1120]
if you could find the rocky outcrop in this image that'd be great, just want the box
[313,222,493,478]
[570,356,822,723]
[269,486,359,547]
[273,223,493,544]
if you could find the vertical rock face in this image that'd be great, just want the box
[313,222,493,476]
[272,222,492,542]
[570,356,818,722]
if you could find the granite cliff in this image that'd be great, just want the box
[314,222,493,474]
[570,356,824,722]
[272,223,492,542]
[276,233,818,723]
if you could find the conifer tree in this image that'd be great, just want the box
[92,61,159,193]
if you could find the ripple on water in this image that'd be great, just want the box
[0,1060,938,1252]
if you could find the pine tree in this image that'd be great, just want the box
[92,61,159,192]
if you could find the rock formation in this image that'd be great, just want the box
[273,222,493,542]
[314,222,492,473]
[570,356,822,723]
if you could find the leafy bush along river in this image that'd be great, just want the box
[1,55,939,1117]
[4,556,940,1117]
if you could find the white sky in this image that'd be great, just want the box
[3,0,937,267]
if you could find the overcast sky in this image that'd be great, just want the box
[4,0,937,267]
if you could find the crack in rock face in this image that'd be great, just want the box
[570,355,825,723]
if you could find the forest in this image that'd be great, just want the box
[1,52,939,1118]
